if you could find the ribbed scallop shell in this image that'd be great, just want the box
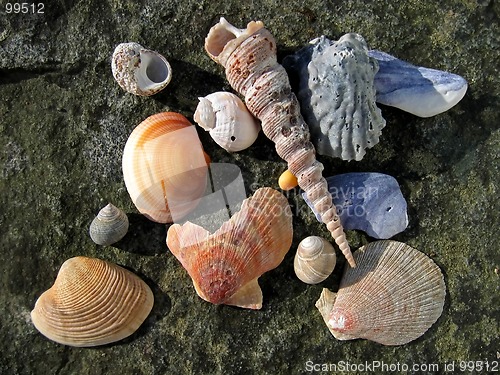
[89,203,129,246]
[194,91,261,152]
[122,112,210,223]
[315,240,446,345]
[284,35,386,161]
[204,18,356,268]
[294,236,336,284]
[111,42,172,96]
[166,187,293,309]
[31,256,154,347]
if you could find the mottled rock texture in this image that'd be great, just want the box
[0,1,498,374]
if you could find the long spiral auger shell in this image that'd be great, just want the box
[205,18,355,267]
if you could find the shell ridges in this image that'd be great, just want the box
[204,18,356,267]
[315,240,446,345]
[31,256,154,347]
[166,187,293,309]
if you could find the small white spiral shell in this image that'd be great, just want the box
[294,236,336,284]
[194,91,261,152]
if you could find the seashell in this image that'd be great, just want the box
[166,187,293,309]
[194,91,261,152]
[278,169,298,191]
[89,203,129,246]
[111,42,172,96]
[294,236,336,284]
[368,49,468,117]
[122,112,210,223]
[302,172,408,239]
[315,240,446,345]
[204,18,356,267]
[31,256,154,347]
[282,34,386,161]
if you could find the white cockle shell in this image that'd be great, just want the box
[315,240,446,345]
[194,92,261,152]
[111,42,172,96]
[89,203,129,246]
[294,236,336,284]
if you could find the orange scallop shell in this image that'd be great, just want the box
[166,187,293,309]
[122,112,210,223]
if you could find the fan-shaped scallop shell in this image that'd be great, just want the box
[315,240,446,345]
[204,18,355,267]
[283,34,386,161]
[89,203,129,246]
[31,256,154,347]
[166,187,293,309]
[122,112,210,223]
[111,42,172,96]
[194,91,261,152]
[294,236,336,284]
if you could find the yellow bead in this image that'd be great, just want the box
[278,169,298,191]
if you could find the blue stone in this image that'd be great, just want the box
[369,50,468,117]
[302,172,408,239]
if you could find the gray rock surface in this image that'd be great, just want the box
[1,1,499,374]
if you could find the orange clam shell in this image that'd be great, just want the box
[166,187,293,309]
[122,112,210,223]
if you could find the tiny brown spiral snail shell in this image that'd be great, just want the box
[294,236,336,284]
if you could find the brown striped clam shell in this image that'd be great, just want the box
[31,256,154,347]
